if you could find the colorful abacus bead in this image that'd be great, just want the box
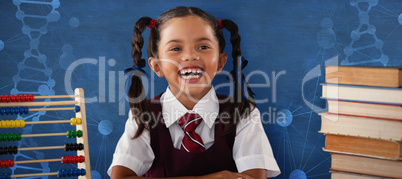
[13,133,19,141]
[79,155,85,163]
[0,120,24,128]
[14,107,19,115]
[0,94,34,102]
[57,169,85,177]
[74,106,80,112]
[21,107,29,114]
[0,160,6,168]
[0,173,11,179]
[0,107,28,115]
[69,169,75,176]
[9,133,21,141]
[4,120,9,128]
[70,118,76,126]
[28,94,34,101]
[15,95,20,102]
[67,130,76,138]
[61,156,68,164]
[19,94,25,102]
[10,95,15,102]
[70,118,82,126]
[23,94,29,102]
[0,133,20,141]
[65,143,71,151]
[4,108,10,115]
[0,160,15,168]
[61,155,85,164]
[65,143,84,151]
[0,95,9,102]
[9,108,15,115]
[15,120,20,128]
[7,134,12,141]
[67,130,83,138]
[58,170,63,177]
[67,131,72,138]
[8,134,14,141]
[0,146,17,155]
[77,130,83,137]
[76,118,82,125]
[19,119,25,128]
[80,168,86,175]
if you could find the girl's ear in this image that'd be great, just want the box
[217,53,228,74]
[148,57,164,77]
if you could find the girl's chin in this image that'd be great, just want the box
[175,86,211,98]
[185,87,209,94]
[177,78,210,89]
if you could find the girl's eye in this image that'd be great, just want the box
[169,47,181,51]
[198,45,210,50]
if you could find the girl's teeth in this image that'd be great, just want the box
[182,74,200,79]
[180,69,203,75]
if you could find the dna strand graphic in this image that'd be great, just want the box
[342,0,389,66]
[9,0,60,177]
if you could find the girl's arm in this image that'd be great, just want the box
[111,165,255,179]
[242,169,267,179]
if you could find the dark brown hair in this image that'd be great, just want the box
[129,6,256,138]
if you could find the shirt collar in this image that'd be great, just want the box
[161,87,219,129]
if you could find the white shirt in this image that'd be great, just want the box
[108,87,281,177]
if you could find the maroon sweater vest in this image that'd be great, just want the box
[145,93,238,177]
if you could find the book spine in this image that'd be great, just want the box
[326,112,402,122]
[399,70,402,88]
[322,84,402,105]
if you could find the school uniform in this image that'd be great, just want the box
[107,87,281,177]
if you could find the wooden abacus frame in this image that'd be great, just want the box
[0,88,91,179]
[75,88,91,179]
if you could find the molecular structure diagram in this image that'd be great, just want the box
[342,0,389,66]
[8,0,60,177]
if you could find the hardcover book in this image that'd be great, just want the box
[325,134,401,159]
[319,113,402,141]
[330,153,402,178]
[322,83,402,105]
[325,66,402,87]
[326,100,402,120]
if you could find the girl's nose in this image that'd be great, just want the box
[181,49,200,61]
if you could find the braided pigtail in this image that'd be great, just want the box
[221,19,256,135]
[129,17,154,138]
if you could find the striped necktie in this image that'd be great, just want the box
[178,113,205,153]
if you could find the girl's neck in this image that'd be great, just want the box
[169,86,211,110]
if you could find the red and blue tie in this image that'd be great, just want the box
[178,113,205,153]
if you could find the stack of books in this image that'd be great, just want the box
[319,66,402,178]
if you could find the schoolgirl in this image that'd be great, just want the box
[108,6,280,179]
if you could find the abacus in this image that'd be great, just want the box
[0,88,91,178]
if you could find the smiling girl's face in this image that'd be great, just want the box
[149,15,227,102]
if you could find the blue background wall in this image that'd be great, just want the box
[1,0,401,178]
